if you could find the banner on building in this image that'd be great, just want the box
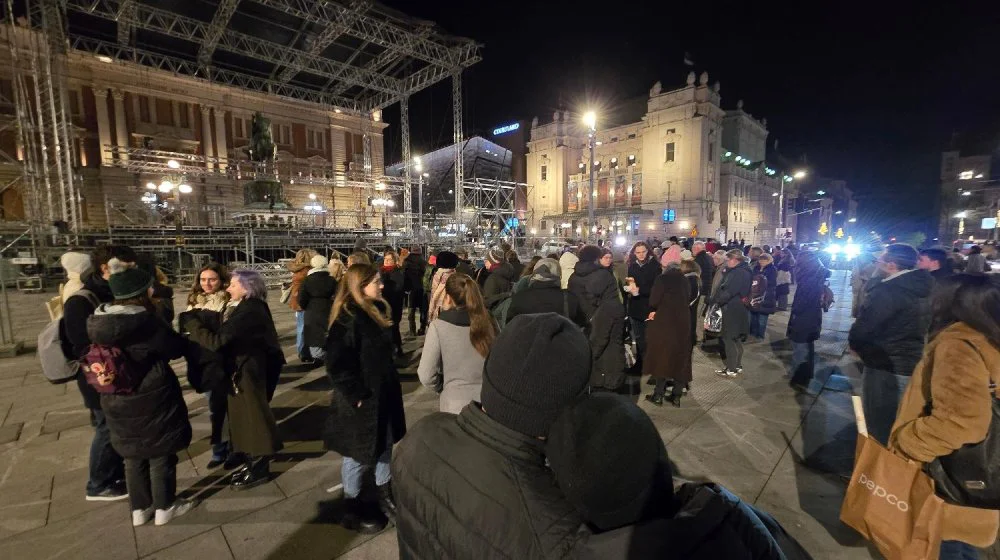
[614,175,627,207]
[631,173,642,206]
[567,180,578,212]
[598,178,609,208]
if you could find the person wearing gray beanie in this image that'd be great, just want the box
[390,313,591,558]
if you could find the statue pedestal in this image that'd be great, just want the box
[243,180,288,209]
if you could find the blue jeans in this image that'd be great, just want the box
[88,409,124,495]
[790,341,815,387]
[940,540,979,560]
[295,311,307,359]
[861,366,911,446]
[341,447,392,499]
[750,312,769,338]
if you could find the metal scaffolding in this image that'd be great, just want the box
[461,177,529,245]
[400,95,412,233]
[453,72,464,225]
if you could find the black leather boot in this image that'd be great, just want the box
[230,456,270,491]
[644,393,664,406]
[377,482,397,525]
[341,498,387,534]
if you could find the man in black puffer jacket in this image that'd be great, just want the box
[62,245,136,502]
[568,245,620,320]
[848,243,933,445]
[392,314,591,559]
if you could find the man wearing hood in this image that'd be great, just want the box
[849,243,933,445]
[62,245,137,501]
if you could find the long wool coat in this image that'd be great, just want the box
[183,298,284,457]
[713,262,752,340]
[642,269,692,385]
[324,301,406,463]
[890,323,1000,548]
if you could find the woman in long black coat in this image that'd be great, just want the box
[325,263,406,534]
[787,251,830,391]
[643,268,692,407]
[87,269,195,525]
[182,269,284,491]
[625,242,661,372]
[298,254,338,362]
[380,251,406,357]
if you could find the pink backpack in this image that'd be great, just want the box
[81,344,138,395]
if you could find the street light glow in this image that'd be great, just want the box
[849,218,857,223]
[962,190,972,196]
[308,193,317,200]
[955,211,968,219]
[178,184,192,194]
[817,190,826,196]
[167,159,180,169]
[583,111,597,130]
[793,170,807,179]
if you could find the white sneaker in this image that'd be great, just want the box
[154,500,196,526]
[132,507,154,527]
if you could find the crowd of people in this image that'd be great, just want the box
[46,234,1000,558]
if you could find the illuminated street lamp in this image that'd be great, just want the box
[848,217,857,223]
[793,170,807,180]
[583,110,597,242]
[414,156,424,233]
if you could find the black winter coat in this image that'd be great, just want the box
[381,267,406,322]
[848,269,933,375]
[694,251,716,297]
[402,254,427,300]
[786,254,829,344]
[750,263,778,314]
[482,262,515,309]
[182,298,284,456]
[298,270,337,347]
[712,262,752,339]
[775,254,794,298]
[572,483,789,560]
[324,302,406,463]
[152,283,175,325]
[626,258,661,320]
[392,405,582,559]
[569,261,621,320]
[62,272,115,410]
[589,299,626,389]
[643,270,692,384]
[507,281,588,328]
[87,306,191,460]
[456,259,476,278]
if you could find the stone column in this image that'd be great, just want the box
[92,86,113,166]
[200,105,214,170]
[111,89,128,163]
[213,107,228,169]
[171,101,180,128]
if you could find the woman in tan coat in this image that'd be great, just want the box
[889,274,1000,557]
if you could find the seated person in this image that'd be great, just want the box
[547,393,809,559]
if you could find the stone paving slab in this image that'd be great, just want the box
[0,270,978,559]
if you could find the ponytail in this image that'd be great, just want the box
[445,273,496,358]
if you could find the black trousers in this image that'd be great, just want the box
[653,378,684,398]
[407,291,427,333]
[125,454,177,511]
[208,389,228,447]
[722,335,744,371]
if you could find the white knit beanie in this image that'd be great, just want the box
[311,254,329,269]
[60,251,92,275]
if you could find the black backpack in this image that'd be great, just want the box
[926,381,1000,508]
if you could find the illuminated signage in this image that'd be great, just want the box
[492,122,520,136]
[662,209,676,223]
[982,218,997,229]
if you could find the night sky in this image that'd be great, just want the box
[380,0,1000,236]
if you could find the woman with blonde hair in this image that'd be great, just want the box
[287,249,317,362]
[328,258,347,282]
[324,264,406,534]
[418,273,497,414]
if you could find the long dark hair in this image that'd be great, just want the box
[445,273,496,358]
[930,274,1000,349]
[187,262,230,308]
[330,263,393,328]
[628,241,651,265]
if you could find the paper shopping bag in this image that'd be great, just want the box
[840,396,945,560]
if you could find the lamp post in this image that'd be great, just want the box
[583,111,597,243]
[414,157,425,236]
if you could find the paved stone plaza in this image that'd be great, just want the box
[0,270,985,559]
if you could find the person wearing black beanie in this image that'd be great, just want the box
[550,394,796,559]
[391,313,591,558]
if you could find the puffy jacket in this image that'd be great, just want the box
[87,305,191,459]
[568,261,620,320]
[393,404,582,559]
[848,269,933,375]
[482,262,515,309]
[573,483,793,560]
[712,262,752,340]
[298,269,337,348]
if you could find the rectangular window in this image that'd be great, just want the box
[708,143,714,161]
[541,220,547,231]
[540,165,548,181]
[68,90,81,116]
[665,142,675,163]
[155,98,173,126]
[307,129,325,151]
[235,118,244,139]
[138,96,150,123]
[178,102,190,128]
[666,128,676,134]
[627,133,636,140]
[274,124,292,146]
